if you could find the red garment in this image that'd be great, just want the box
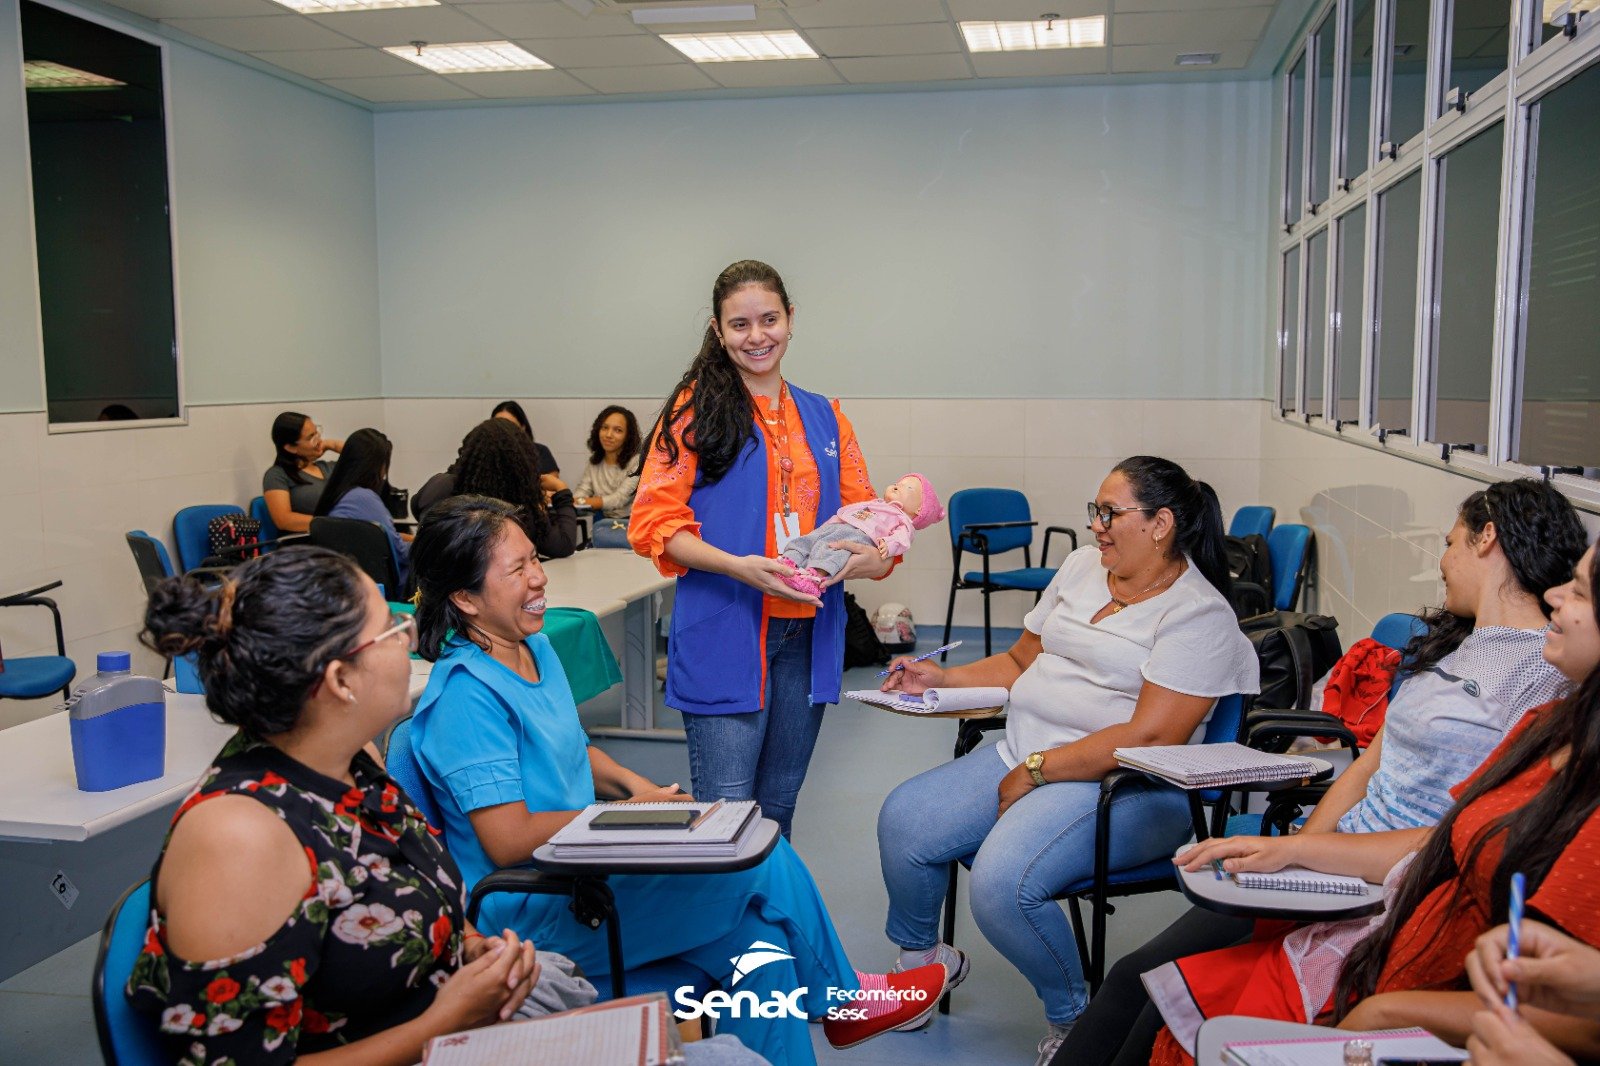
[1150,702,1600,1066]
[1320,637,1403,747]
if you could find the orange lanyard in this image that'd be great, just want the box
[759,382,795,515]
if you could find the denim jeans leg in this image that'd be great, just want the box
[751,618,825,839]
[878,746,1008,951]
[681,710,765,806]
[968,777,1193,1024]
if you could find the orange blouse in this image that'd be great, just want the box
[629,385,878,619]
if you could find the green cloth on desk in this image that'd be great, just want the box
[389,603,621,704]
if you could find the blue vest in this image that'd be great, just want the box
[666,384,845,715]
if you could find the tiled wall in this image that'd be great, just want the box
[0,400,382,730]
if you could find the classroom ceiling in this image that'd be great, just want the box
[91,0,1283,106]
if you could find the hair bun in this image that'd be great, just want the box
[140,576,229,659]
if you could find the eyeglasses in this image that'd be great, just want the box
[1086,502,1146,529]
[298,423,322,443]
[343,612,418,659]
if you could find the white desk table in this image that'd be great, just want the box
[541,551,677,741]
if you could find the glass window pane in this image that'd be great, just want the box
[1518,63,1600,475]
[1447,0,1511,103]
[1281,246,1302,410]
[1388,0,1431,147]
[1375,172,1422,434]
[1306,230,1330,418]
[1343,0,1376,180]
[1431,122,1505,451]
[1310,11,1337,207]
[1287,56,1306,223]
[1334,205,1368,424]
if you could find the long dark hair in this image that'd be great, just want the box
[587,405,641,470]
[1400,479,1585,675]
[270,411,312,487]
[141,546,369,735]
[649,260,792,485]
[453,418,550,543]
[314,428,392,517]
[1334,543,1600,1017]
[1112,456,1231,599]
[412,495,523,661]
[491,400,534,439]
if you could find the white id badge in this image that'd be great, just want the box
[774,511,802,552]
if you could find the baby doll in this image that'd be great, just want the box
[776,473,944,598]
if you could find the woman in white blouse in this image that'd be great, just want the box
[874,456,1260,1066]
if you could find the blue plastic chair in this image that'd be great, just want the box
[1229,506,1276,540]
[383,718,713,1005]
[942,488,1077,656]
[172,504,246,572]
[250,496,281,549]
[1268,523,1314,611]
[0,580,76,702]
[93,880,166,1066]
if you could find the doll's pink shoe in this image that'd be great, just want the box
[777,560,824,598]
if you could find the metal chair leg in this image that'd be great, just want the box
[938,862,959,1014]
[942,581,958,661]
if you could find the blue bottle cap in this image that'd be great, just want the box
[97,651,132,672]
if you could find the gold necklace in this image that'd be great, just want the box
[1106,563,1180,613]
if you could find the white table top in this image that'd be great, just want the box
[0,694,235,843]
[542,550,674,606]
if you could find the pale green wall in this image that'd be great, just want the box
[375,80,1273,401]
[0,0,381,414]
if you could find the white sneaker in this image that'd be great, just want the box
[1034,1022,1073,1066]
[889,944,969,1030]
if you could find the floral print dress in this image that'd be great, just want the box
[127,733,468,1064]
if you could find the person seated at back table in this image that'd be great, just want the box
[1050,477,1587,1066]
[575,404,642,549]
[314,427,412,594]
[262,411,344,535]
[412,420,577,559]
[491,400,560,478]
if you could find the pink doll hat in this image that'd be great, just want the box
[905,473,944,530]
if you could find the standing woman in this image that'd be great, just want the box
[630,260,889,838]
[575,405,642,549]
[261,411,343,534]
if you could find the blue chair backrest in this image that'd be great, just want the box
[1201,693,1245,745]
[947,488,1035,557]
[1373,611,1429,700]
[127,530,175,579]
[385,716,444,828]
[173,654,204,694]
[173,504,244,572]
[1229,506,1276,540]
[1268,524,1312,611]
[250,496,281,546]
[94,880,167,1066]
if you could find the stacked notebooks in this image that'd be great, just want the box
[546,800,761,860]
[1114,742,1330,789]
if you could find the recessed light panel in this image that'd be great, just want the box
[23,59,125,90]
[384,41,552,73]
[960,17,1106,52]
[1175,52,1220,66]
[271,0,440,12]
[660,30,818,62]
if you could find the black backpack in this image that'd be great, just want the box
[1226,533,1274,619]
[842,593,890,669]
[1242,611,1342,714]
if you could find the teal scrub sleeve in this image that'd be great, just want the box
[417,673,525,814]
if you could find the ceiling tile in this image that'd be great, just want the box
[165,15,359,51]
[462,2,644,38]
[1112,8,1271,44]
[525,34,680,66]
[806,22,959,57]
[440,68,595,96]
[321,73,477,101]
[100,0,285,17]
[831,52,972,83]
[970,48,1109,76]
[1110,39,1254,71]
[639,9,795,31]
[256,47,419,79]
[702,57,843,87]
[785,0,948,28]
[1115,0,1273,11]
[572,63,718,93]
[946,0,1106,21]
[308,7,503,47]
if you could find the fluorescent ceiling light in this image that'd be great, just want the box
[272,0,439,12]
[633,4,755,26]
[23,59,125,90]
[960,17,1106,52]
[661,30,817,61]
[384,41,552,73]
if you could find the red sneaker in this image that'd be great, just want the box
[821,964,947,1049]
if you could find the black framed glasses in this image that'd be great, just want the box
[1086,502,1145,529]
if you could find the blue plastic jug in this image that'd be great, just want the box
[67,652,166,792]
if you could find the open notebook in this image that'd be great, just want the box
[1232,867,1370,897]
[546,800,760,859]
[845,687,1009,715]
[1114,742,1329,789]
[422,993,684,1065]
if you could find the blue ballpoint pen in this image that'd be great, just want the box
[1507,871,1525,1010]
[877,641,963,678]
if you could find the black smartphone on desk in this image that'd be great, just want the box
[590,808,697,830]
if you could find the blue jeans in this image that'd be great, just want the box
[589,518,631,549]
[877,744,1194,1024]
[680,617,825,839]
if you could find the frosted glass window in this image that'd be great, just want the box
[1388,0,1431,147]
[1281,246,1302,411]
[1446,0,1511,104]
[1375,173,1421,434]
[1306,230,1330,418]
[1334,205,1368,424]
[1343,0,1377,181]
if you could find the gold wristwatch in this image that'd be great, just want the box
[1025,751,1047,787]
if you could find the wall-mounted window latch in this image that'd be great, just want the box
[1379,141,1399,161]
[1376,426,1408,444]
[1540,465,1584,480]
[1445,87,1467,113]
[1442,441,1481,461]
[1337,177,1352,193]
[1306,201,1319,216]
[1334,418,1359,432]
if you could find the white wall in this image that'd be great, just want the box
[374,80,1273,402]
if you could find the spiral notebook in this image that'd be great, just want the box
[422,992,684,1065]
[1234,867,1371,897]
[1222,1026,1463,1065]
[1114,742,1329,789]
[845,687,1009,715]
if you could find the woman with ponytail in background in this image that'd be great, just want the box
[629,260,890,839]
[873,456,1259,1066]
